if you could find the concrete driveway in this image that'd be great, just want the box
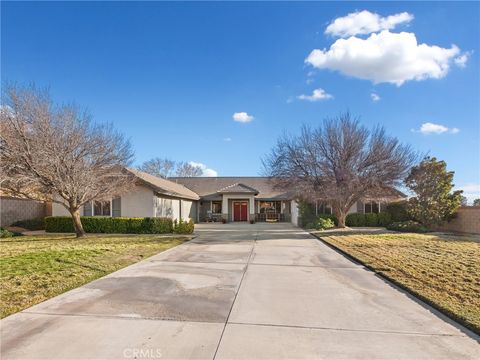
[1,223,479,359]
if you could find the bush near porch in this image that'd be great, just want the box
[45,216,195,234]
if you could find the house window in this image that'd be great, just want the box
[259,201,281,213]
[83,201,93,216]
[317,201,332,215]
[212,201,222,214]
[364,201,380,214]
[94,201,111,216]
[112,197,121,217]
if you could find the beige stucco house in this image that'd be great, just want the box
[52,169,406,226]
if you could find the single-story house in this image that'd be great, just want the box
[52,169,200,221]
[52,169,406,226]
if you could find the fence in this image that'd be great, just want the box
[434,206,480,235]
[0,196,51,227]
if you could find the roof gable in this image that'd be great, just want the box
[127,169,200,200]
[169,177,291,200]
[217,183,259,194]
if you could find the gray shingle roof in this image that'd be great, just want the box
[127,169,200,200]
[217,183,259,194]
[169,177,291,200]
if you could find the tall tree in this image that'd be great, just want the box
[138,157,175,178]
[0,84,134,237]
[175,162,203,177]
[263,113,416,227]
[405,157,463,226]
[473,199,480,207]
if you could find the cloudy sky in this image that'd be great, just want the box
[2,2,479,200]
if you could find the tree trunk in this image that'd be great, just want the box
[334,208,347,228]
[70,208,86,238]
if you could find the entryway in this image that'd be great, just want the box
[233,201,248,221]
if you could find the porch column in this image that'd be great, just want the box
[221,195,229,214]
[221,195,229,221]
[249,196,255,221]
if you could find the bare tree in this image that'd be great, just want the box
[0,84,134,237]
[138,157,175,178]
[263,113,416,227]
[175,161,203,177]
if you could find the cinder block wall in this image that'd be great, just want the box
[0,197,49,227]
[434,207,480,234]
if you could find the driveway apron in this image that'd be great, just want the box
[1,223,479,359]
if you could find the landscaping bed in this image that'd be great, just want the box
[0,234,190,318]
[314,232,480,334]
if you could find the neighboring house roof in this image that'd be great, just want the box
[217,183,259,195]
[127,169,200,200]
[170,177,291,200]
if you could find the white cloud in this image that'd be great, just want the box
[223,137,232,142]
[188,161,218,177]
[306,78,315,85]
[233,112,254,123]
[306,30,460,86]
[454,52,471,68]
[412,122,460,135]
[371,93,381,102]
[456,183,480,203]
[297,88,333,102]
[325,10,414,38]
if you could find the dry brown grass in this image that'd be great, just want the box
[318,232,480,334]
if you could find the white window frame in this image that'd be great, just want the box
[364,201,381,214]
[85,199,113,217]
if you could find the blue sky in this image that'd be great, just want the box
[2,2,479,200]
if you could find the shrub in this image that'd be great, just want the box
[386,201,409,222]
[346,213,365,227]
[377,212,392,226]
[387,220,431,233]
[315,217,335,230]
[11,218,45,230]
[1,228,14,238]
[45,216,174,234]
[365,213,378,227]
[173,219,195,234]
[298,201,316,227]
[318,214,338,226]
[304,222,315,229]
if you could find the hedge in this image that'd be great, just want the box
[346,212,392,227]
[346,213,366,227]
[12,218,45,231]
[44,216,190,234]
[173,219,195,234]
[387,220,430,233]
[386,201,410,222]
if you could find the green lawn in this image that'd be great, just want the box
[0,234,190,318]
[316,232,480,334]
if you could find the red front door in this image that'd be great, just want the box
[233,201,248,221]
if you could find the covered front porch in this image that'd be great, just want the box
[199,198,292,223]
